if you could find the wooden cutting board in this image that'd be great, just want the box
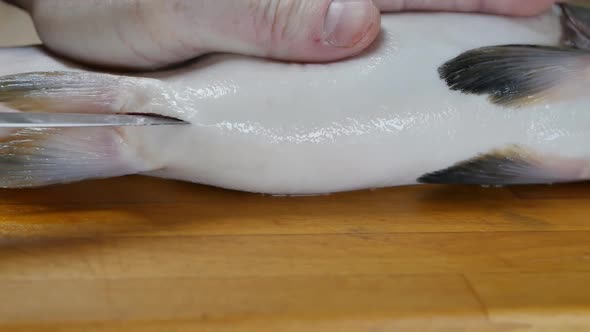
[1,176,590,332]
[1,3,590,331]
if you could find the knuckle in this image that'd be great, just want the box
[250,0,309,52]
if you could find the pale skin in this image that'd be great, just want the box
[5,0,557,70]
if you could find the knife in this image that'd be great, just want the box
[0,112,189,128]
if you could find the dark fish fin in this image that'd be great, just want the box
[0,72,164,188]
[417,145,590,186]
[0,71,169,116]
[0,127,153,188]
[561,3,590,50]
[438,45,590,107]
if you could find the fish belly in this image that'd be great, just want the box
[139,11,590,194]
[2,10,590,194]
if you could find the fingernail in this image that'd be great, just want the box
[323,0,376,48]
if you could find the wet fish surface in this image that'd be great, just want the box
[0,4,589,195]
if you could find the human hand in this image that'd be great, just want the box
[7,0,557,70]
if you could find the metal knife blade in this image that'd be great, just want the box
[0,112,188,128]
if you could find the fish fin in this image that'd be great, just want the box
[438,45,590,107]
[0,127,155,188]
[561,3,590,50]
[417,145,590,186]
[0,71,171,116]
[0,71,165,188]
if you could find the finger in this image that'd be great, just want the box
[373,0,558,16]
[189,0,383,63]
[8,0,381,70]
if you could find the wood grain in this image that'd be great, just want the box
[1,3,590,331]
[0,176,589,332]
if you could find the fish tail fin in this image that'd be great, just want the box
[438,45,590,107]
[0,71,170,115]
[0,127,154,188]
[0,71,168,187]
[418,145,590,186]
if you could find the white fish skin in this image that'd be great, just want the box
[1,8,590,194]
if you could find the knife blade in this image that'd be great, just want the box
[0,112,188,128]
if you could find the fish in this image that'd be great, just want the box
[0,4,589,195]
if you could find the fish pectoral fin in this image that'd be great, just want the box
[438,45,590,108]
[0,71,174,117]
[417,146,590,186]
[0,127,154,188]
[561,3,590,50]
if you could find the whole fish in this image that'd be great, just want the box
[0,4,589,195]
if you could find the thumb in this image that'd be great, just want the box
[205,0,382,62]
[8,0,381,70]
